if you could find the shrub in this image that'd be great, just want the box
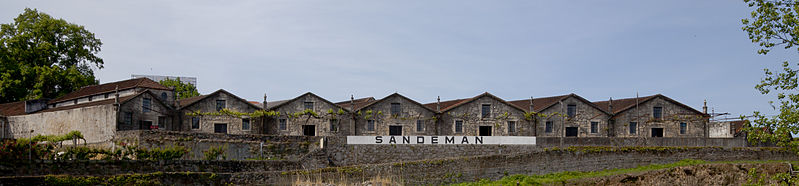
[203,145,227,160]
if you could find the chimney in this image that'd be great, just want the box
[350,95,355,111]
[436,96,441,112]
[114,86,120,104]
[703,99,708,114]
[529,96,534,112]
[608,97,613,113]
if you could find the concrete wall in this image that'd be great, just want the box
[438,96,533,136]
[612,97,707,138]
[180,92,259,135]
[355,94,437,136]
[7,104,117,144]
[266,94,353,136]
[709,121,734,138]
[536,96,610,137]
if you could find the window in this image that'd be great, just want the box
[278,119,287,130]
[591,122,598,133]
[242,118,250,130]
[567,104,576,117]
[104,93,109,99]
[304,102,314,110]
[653,107,663,119]
[124,112,133,125]
[390,103,401,115]
[329,119,338,132]
[455,120,463,133]
[680,122,687,134]
[508,121,516,133]
[629,122,637,134]
[216,100,226,111]
[416,120,424,132]
[88,96,92,101]
[142,98,151,112]
[481,104,491,118]
[545,121,553,133]
[191,117,200,129]
[161,92,168,101]
[214,123,227,134]
[367,120,375,131]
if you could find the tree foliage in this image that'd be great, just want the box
[158,77,199,99]
[742,0,799,151]
[0,8,103,103]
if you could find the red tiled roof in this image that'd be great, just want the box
[178,89,262,110]
[355,93,438,113]
[178,95,209,108]
[424,92,527,113]
[0,101,26,116]
[592,95,658,114]
[40,95,136,113]
[335,97,377,110]
[423,98,469,112]
[50,78,171,103]
[730,120,747,134]
[508,95,570,112]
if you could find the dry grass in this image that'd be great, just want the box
[287,171,402,185]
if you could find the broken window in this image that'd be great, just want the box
[481,104,491,118]
[216,100,226,111]
[329,119,338,132]
[391,103,401,115]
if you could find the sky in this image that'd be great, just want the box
[1,0,795,119]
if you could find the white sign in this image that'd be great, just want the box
[347,136,536,145]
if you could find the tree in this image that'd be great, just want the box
[0,8,103,103]
[159,78,199,99]
[742,0,799,151]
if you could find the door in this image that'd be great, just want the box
[389,126,402,136]
[565,127,578,137]
[479,126,492,136]
[214,123,227,134]
[651,128,664,137]
[140,121,153,130]
[303,125,315,136]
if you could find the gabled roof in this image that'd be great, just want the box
[334,97,377,111]
[178,89,262,111]
[2,90,170,116]
[50,77,172,103]
[426,92,528,113]
[591,94,707,116]
[357,93,438,113]
[266,92,352,113]
[508,93,611,115]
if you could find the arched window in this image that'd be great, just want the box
[161,92,168,100]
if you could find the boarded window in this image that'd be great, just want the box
[142,98,151,112]
[124,112,133,125]
[278,119,287,130]
[367,120,375,131]
[653,107,663,119]
[304,102,314,110]
[330,119,338,132]
[390,103,401,115]
[216,100,226,111]
[455,120,463,133]
[242,118,250,130]
[629,122,637,134]
[481,104,491,118]
[567,104,576,117]
[545,121,553,133]
[591,122,598,133]
[191,117,200,129]
[508,121,516,133]
[416,120,424,132]
[680,122,687,134]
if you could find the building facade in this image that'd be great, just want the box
[265,93,353,136]
[178,89,262,135]
[352,93,438,136]
[434,93,533,136]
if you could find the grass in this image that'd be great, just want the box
[452,159,796,186]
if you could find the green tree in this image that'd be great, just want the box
[742,0,799,151]
[0,8,103,103]
[159,78,199,99]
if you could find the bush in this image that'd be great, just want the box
[0,139,53,161]
[135,146,188,161]
[203,145,227,160]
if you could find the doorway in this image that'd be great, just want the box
[565,127,578,137]
[214,123,227,134]
[479,126,492,136]
[303,125,315,136]
[389,126,402,136]
[651,128,664,137]
[140,121,153,130]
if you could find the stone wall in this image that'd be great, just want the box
[0,160,300,177]
[180,92,260,134]
[117,93,174,131]
[354,94,437,136]
[536,96,610,137]
[7,104,117,144]
[613,97,707,138]
[438,95,533,136]
[266,93,353,136]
